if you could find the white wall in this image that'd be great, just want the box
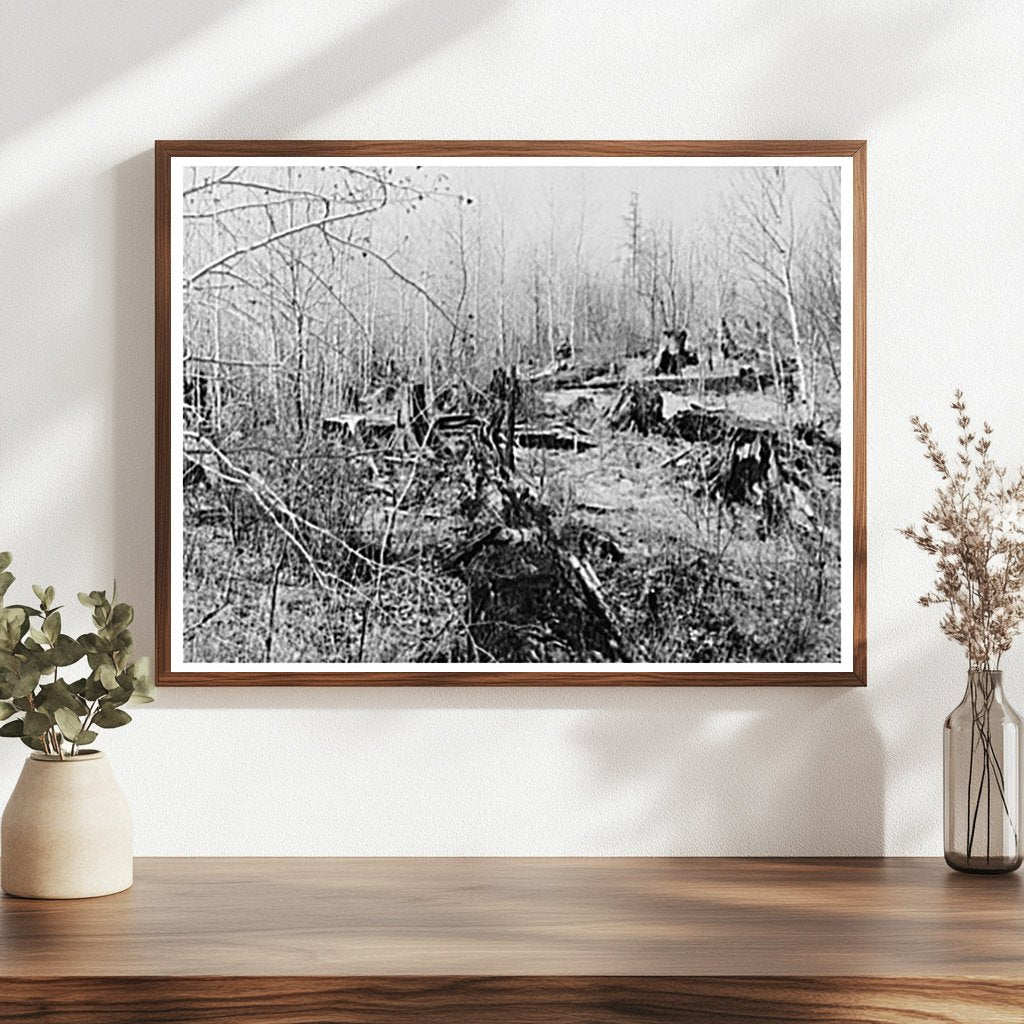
[1,0,1022,856]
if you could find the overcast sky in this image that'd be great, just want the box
[188,161,838,267]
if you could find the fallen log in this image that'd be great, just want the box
[432,413,483,435]
[516,428,596,452]
[662,404,777,445]
[530,363,615,388]
[575,501,617,515]
[547,369,774,395]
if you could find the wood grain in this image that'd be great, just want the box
[155,140,867,686]
[2,858,1020,1023]
[0,976,1021,1024]
[1,857,1020,977]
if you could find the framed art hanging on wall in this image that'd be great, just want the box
[155,140,866,686]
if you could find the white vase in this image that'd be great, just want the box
[1,751,133,899]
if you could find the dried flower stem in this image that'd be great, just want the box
[902,390,1024,668]
[904,391,1024,864]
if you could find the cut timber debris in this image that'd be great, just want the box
[516,428,596,452]
[607,380,664,435]
[545,367,777,396]
[658,404,841,529]
[321,414,396,444]
[443,440,637,664]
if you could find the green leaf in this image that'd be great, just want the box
[31,584,47,608]
[0,701,16,721]
[2,607,26,628]
[98,663,118,690]
[78,634,111,655]
[74,730,97,747]
[7,604,42,618]
[37,678,88,716]
[0,572,14,601]
[42,611,60,644]
[11,664,41,699]
[53,707,85,741]
[28,627,49,646]
[0,719,24,738]
[93,705,131,729]
[110,603,134,630]
[19,735,45,752]
[83,675,107,701]
[49,635,85,667]
[78,592,99,608]
[104,685,132,708]
[22,711,50,738]
[126,657,155,703]
[0,607,26,652]
[44,586,55,608]
[0,553,11,573]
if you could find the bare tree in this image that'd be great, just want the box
[180,162,844,667]
[733,167,813,415]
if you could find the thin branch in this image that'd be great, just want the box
[187,201,386,286]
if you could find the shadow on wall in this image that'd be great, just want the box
[719,0,975,133]
[209,0,510,137]
[873,625,966,856]
[145,682,886,856]
[111,0,892,857]
[2,0,507,142]
[45,0,986,855]
[0,1,243,138]
[112,151,156,658]
[573,687,884,855]
[108,0,512,660]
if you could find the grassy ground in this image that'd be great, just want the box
[182,381,841,666]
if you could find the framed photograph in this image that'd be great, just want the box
[156,141,865,686]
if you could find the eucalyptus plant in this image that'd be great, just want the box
[0,553,153,759]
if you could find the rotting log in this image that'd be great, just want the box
[545,368,774,395]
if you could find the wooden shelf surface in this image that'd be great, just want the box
[3,856,1023,976]
[2,857,1023,1022]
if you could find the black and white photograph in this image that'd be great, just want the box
[164,149,858,680]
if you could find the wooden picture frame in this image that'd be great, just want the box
[156,140,866,686]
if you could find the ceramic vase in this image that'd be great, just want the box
[1,751,133,898]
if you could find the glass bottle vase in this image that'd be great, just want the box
[944,669,1023,873]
